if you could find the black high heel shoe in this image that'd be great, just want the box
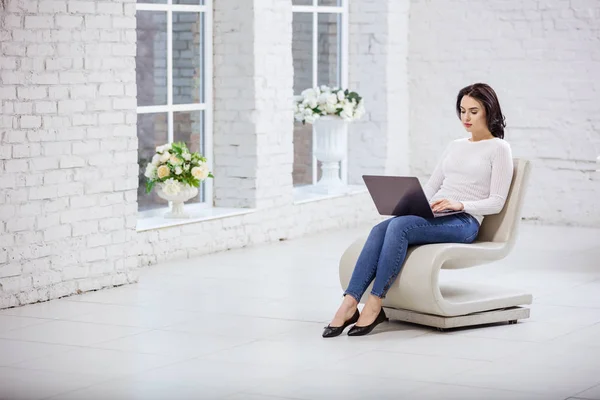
[322,309,360,338]
[347,308,388,336]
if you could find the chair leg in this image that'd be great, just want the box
[508,320,518,325]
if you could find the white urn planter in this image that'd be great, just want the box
[313,115,348,194]
[155,183,198,219]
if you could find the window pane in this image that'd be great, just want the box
[292,12,313,94]
[318,0,342,5]
[173,12,204,105]
[293,122,314,186]
[138,113,169,211]
[137,0,166,3]
[292,0,313,5]
[136,11,168,107]
[174,0,204,4]
[317,13,340,88]
[174,111,206,203]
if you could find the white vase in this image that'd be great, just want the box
[155,183,199,219]
[313,115,348,194]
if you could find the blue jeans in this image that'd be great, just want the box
[344,213,480,302]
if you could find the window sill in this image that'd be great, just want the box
[136,204,255,232]
[293,184,368,204]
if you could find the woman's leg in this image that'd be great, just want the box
[328,218,394,327]
[356,213,480,326]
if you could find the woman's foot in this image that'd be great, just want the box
[322,295,359,338]
[347,308,387,336]
[328,295,359,328]
[354,294,383,327]
[322,309,359,338]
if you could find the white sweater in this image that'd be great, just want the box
[423,137,514,225]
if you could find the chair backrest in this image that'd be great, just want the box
[477,158,532,244]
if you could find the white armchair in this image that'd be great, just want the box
[339,159,533,330]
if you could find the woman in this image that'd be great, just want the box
[323,83,514,338]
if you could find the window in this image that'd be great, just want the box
[291,0,348,187]
[135,0,212,212]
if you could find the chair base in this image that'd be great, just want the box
[383,306,530,330]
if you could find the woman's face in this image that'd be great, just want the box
[459,95,487,133]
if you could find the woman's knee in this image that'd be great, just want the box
[387,215,418,234]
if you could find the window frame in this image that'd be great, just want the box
[135,0,214,214]
[292,0,349,185]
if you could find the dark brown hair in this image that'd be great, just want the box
[456,83,506,139]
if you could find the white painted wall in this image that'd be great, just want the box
[409,0,600,226]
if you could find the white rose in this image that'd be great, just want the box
[191,164,210,180]
[182,153,191,161]
[317,92,329,106]
[151,154,161,165]
[175,166,183,175]
[324,103,337,114]
[160,152,170,163]
[169,154,183,165]
[340,104,354,121]
[161,178,181,196]
[337,90,345,101]
[144,164,157,179]
[305,114,318,124]
[301,88,316,99]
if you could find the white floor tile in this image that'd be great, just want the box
[407,383,562,400]
[0,315,51,333]
[551,322,600,347]
[0,339,77,367]
[448,361,600,397]
[130,358,303,392]
[376,332,535,361]
[447,320,586,342]
[244,369,427,400]
[574,383,600,399]
[13,347,182,377]
[64,304,201,329]
[163,314,324,339]
[315,350,489,383]
[47,378,236,400]
[0,320,146,346]
[0,367,107,400]
[90,329,254,358]
[0,299,117,319]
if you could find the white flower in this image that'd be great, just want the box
[305,114,318,124]
[324,103,337,114]
[160,152,170,163]
[182,153,191,161]
[161,178,181,196]
[340,104,354,121]
[191,164,210,180]
[151,154,161,165]
[337,90,345,101]
[144,164,157,179]
[169,154,183,165]
[175,166,183,175]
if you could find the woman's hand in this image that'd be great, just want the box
[430,199,464,213]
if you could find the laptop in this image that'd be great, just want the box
[362,175,465,218]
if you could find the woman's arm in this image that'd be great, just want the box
[423,144,451,201]
[461,142,513,216]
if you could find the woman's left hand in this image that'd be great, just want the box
[430,199,464,212]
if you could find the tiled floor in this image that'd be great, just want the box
[1,223,600,400]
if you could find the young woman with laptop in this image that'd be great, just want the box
[323,83,514,338]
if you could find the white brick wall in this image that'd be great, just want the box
[0,0,139,308]
[409,0,600,226]
[213,0,294,209]
[347,0,411,184]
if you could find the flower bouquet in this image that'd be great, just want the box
[144,142,213,218]
[293,86,365,193]
[294,85,365,124]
